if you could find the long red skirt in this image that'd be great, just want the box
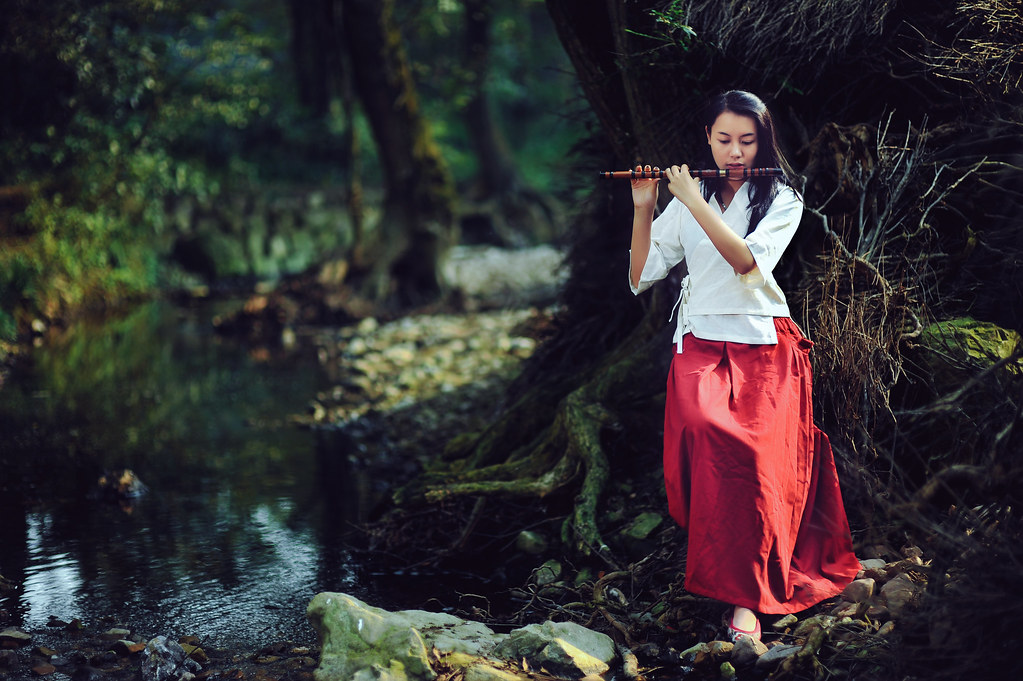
[663,318,860,614]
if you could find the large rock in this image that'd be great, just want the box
[307,593,619,681]
[494,621,617,677]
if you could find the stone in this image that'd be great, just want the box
[877,621,896,636]
[0,628,30,647]
[830,601,864,619]
[862,567,888,583]
[141,636,202,681]
[463,664,529,681]
[309,592,498,681]
[113,640,147,656]
[31,662,57,676]
[680,642,710,661]
[100,628,132,641]
[180,643,208,664]
[515,531,548,555]
[841,578,876,603]
[729,636,768,666]
[858,558,886,571]
[754,644,801,669]
[308,592,619,681]
[771,614,798,631]
[535,637,610,677]
[494,621,617,676]
[706,640,733,658]
[719,660,737,679]
[866,603,891,621]
[533,560,562,587]
[880,574,920,618]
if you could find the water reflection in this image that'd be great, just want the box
[0,300,365,648]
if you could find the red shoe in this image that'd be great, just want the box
[726,613,762,643]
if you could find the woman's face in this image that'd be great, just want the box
[706,111,759,171]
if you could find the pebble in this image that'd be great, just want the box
[880,573,920,618]
[754,644,801,669]
[0,628,30,647]
[31,661,56,676]
[841,577,876,603]
[730,636,768,666]
[771,614,798,630]
[304,307,547,428]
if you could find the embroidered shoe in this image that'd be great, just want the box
[726,613,762,643]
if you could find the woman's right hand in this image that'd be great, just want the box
[631,165,659,210]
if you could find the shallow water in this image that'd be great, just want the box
[0,300,379,649]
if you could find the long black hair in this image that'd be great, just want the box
[699,90,796,235]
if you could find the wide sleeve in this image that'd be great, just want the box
[739,187,803,289]
[629,197,687,294]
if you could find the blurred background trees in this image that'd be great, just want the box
[0,0,579,339]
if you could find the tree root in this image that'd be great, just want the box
[390,311,672,561]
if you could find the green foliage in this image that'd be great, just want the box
[634,1,697,47]
[0,0,581,330]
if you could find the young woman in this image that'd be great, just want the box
[629,90,860,642]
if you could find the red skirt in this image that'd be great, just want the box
[663,318,860,614]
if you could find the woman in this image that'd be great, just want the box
[629,90,860,642]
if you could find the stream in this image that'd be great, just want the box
[0,299,383,649]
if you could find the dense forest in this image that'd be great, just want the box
[2,1,1023,680]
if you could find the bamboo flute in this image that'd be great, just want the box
[599,167,784,180]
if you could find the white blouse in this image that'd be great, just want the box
[629,182,804,353]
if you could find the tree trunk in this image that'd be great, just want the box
[459,0,558,246]
[339,0,456,306]
[463,0,518,197]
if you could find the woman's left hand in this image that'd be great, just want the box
[665,164,702,208]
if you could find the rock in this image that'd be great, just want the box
[0,649,16,666]
[495,621,617,677]
[719,660,737,679]
[307,592,619,681]
[771,614,798,631]
[866,603,891,621]
[533,560,562,587]
[877,621,896,636]
[830,601,865,619]
[31,662,57,676]
[308,592,498,681]
[99,628,132,641]
[858,558,886,571]
[0,628,30,647]
[729,636,768,666]
[706,641,733,658]
[680,642,710,662]
[112,640,147,656]
[515,531,548,555]
[141,636,202,681]
[96,470,147,500]
[862,567,889,583]
[841,578,875,603]
[535,636,610,677]
[754,644,801,670]
[180,643,208,664]
[463,665,528,681]
[880,574,920,618]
